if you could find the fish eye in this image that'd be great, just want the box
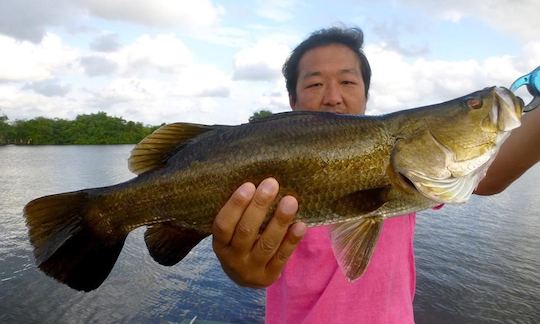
[466,97,482,109]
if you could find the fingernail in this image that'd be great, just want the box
[259,178,277,195]
[280,196,298,214]
[237,182,254,199]
[292,223,307,237]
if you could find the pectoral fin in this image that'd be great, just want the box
[330,217,383,281]
[144,223,207,266]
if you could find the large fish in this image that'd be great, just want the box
[24,87,523,291]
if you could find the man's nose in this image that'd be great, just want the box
[322,82,343,108]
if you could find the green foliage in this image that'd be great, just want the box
[0,115,12,144]
[0,112,158,145]
[249,109,273,122]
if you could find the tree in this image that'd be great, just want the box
[0,115,11,144]
[249,109,273,122]
[4,112,158,145]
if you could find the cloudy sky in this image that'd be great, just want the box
[0,0,539,125]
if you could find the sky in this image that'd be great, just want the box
[0,0,539,126]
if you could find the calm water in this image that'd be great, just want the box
[1,145,538,323]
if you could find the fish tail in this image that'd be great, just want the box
[23,190,126,292]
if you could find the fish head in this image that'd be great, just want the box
[391,86,523,203]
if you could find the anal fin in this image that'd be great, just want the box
[144,223,207,266]
[330,217,383,281]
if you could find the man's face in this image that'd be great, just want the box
[291,44,367,115]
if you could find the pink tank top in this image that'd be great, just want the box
[266,213,417,324]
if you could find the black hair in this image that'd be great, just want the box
[282,27,371,103]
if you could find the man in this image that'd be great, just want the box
[211,27,540,323]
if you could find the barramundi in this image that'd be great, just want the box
[23,86,523,291]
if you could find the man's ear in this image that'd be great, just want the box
[289,95,297,110]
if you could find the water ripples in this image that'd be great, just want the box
[1,145,538,323]
[414,167,540,323]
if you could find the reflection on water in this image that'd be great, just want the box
[0,146,264,324]
[1,145,538,323]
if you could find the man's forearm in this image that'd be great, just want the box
[475,107,540,195]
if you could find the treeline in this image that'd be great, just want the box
[0,112,160,145]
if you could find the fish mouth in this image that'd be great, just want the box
[490,87,522,132]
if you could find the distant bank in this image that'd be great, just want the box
[0,110,272,145]
[0,112,160,145]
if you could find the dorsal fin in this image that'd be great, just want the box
[248,111,357,124]
[128,122,215,175]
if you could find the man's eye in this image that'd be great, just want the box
[342,80,356,85]
[306,83,322,88]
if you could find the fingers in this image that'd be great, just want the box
[211,177,306,288]
[267,221,307,274]
[229,178,279,253]
[250,195,298,264]
[212,182,256,247]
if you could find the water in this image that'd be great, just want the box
[1,145,538,323]
[0,146,264,324]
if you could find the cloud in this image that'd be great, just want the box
[78,63,233,123]
[187,26,252,48]
[88,34,231,96]
[365,41,540,114]
[0,34,79,82]
[234,63,282,81]
[115,34,194,76]
[369,19,429,57]
[0,0,77,42]
[0,84,84,121]
[233,40,290,81]
[81,56,119,76]
[80,0,223,28]
[227,78,290,120]
[83,79,141,111]
[400,0,540,41]
[79,34,196,77]
[89,33,121,52]
[199,87,230,98]
[256,0,299,22]
[0,31,235,125]
[23,79,71,97]
[0,0,223,43]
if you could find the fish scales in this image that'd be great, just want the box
[22,86,524,291]
[95,113,394,233]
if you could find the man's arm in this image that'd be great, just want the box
[475,107,540,195]
[212,178,307,288]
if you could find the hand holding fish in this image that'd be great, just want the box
[212,178,306,288]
